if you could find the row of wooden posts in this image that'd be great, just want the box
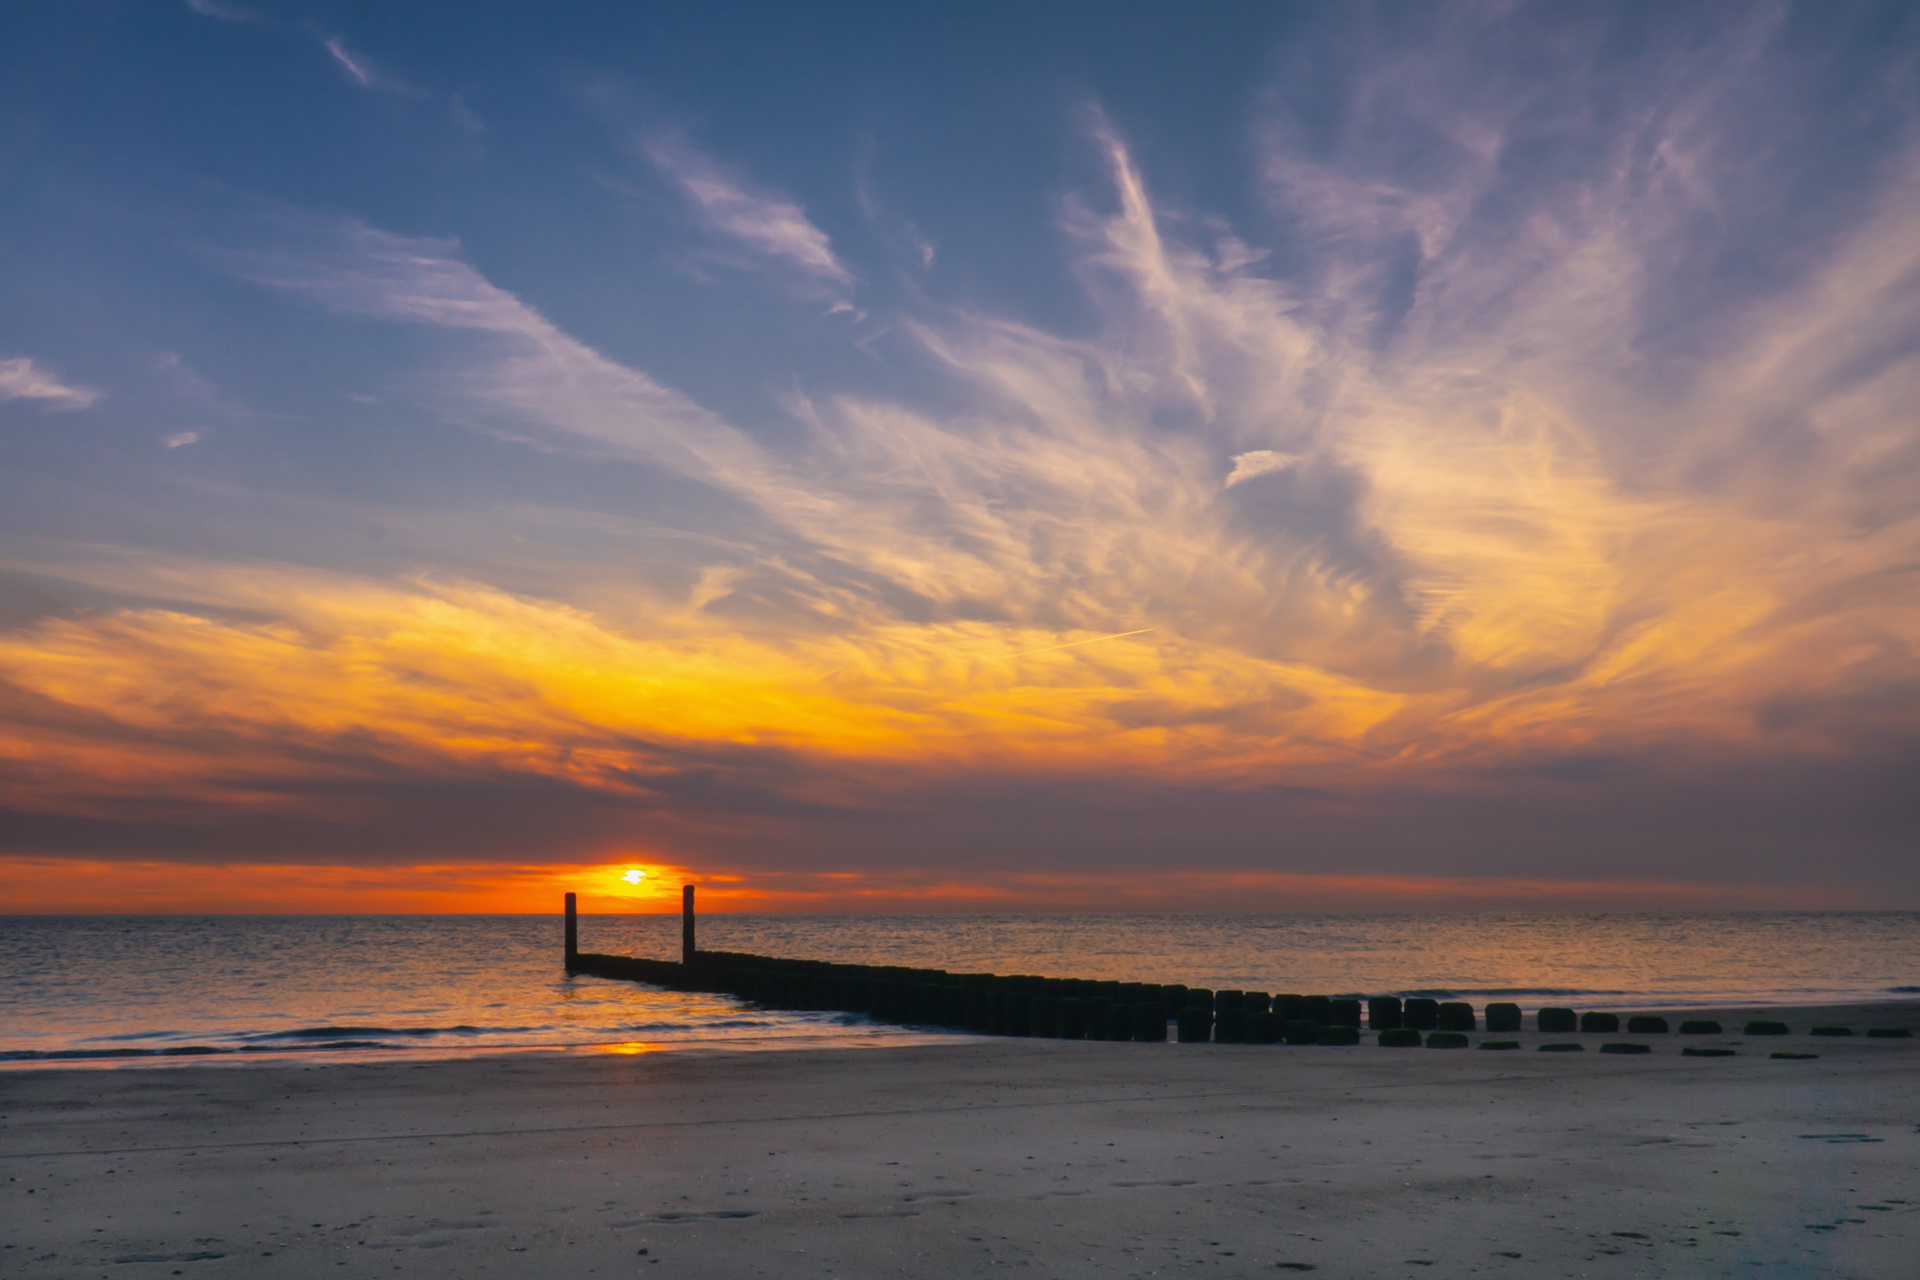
[564,892,1522,1043]
[563,892,1895,1044]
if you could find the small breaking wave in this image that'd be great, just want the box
[1,1041,398,1063]
[248,1024,491,1041]
[2,1047,225,1062]
[1449,988,1618,998]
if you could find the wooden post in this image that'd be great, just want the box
[682,884,696,964]
[564,891,578,968]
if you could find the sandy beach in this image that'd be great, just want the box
[4,1002,1917,1279]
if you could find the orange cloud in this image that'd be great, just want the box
[0,540,1903,833]
[0,568,1414,818]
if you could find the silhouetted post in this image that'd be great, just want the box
[682,884,696,964]
[564,892,578,968]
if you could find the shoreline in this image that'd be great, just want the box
[5,999,1917,1277]
[7,996,1918,1070]
[4,997,1913,1072]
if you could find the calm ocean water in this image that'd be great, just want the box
[2,912,1916,1066]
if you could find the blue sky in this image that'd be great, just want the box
[2,2,1918,910]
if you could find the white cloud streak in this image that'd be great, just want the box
[0,357,100,410]
[235,223,819,521]
[1225,450,1298,487]
[644,135,853,292]
[319,35,420,96]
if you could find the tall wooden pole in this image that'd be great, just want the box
[564,891,577,968]
[682,884,696,964]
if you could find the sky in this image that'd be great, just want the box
[2,1,1918,913]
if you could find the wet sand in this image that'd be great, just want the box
[4,1001,1917,1278]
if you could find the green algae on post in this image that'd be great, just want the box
[1484,1002,1522,1033]
[1537,1007,1578,1033]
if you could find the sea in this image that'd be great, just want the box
[2,912,1916,1066]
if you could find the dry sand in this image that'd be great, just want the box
[4,1002,1917,1279]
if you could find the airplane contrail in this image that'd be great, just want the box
[1010,628,1155,659]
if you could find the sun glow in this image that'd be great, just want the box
[579,861,695,910]
[0,854,1835,914]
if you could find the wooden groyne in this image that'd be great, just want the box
[565,887,1200,1041]
[562,887,1380,1043]
[562,890,1897,1045]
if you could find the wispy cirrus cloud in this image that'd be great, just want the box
[183,1,456,118]
[319,34,421,96]
[230,221,794,502]
[8,7,1918,898]
[643,134,854,298]
[235,30,1920,721]
[0,357,100,410]
[113,82,1920,795]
